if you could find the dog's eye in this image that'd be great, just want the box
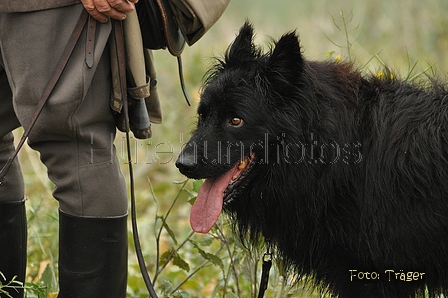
[230,117,243,126]
[198,113,203,121]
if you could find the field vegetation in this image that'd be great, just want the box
[5,0,447,296]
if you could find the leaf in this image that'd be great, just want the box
[163,220,178,245]
[203,253,224,271]
[160,248,190,272]
[198,235,214,247]
[183,189,197,200]
[182,180,203,204]
[25,281,47,298]
[173,253,190,272]
[160,248,176,267]
[173,290,190,298]
[189,240,224,271]
[184,180,202,205]
[159,279,174,295]
[192,180,203,193]
[40,263,53,292]
[187,195,196,205]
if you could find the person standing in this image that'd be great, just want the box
[0,1,138,297]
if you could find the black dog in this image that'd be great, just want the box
[176,22,448,297]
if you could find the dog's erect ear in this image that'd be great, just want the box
[225,22,259,66]
[268,31,304,80]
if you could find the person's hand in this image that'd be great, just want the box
[81,0,139,23]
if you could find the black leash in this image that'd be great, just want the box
[0,9,270,298]
[176,56,191,106]
[113,19,159,298]
[257,243,273,298]
[0,10,159,298]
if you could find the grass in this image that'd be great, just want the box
[3,0,447,297]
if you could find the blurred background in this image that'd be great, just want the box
[17,0,447,297]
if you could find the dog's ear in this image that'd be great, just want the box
[268,31,304,81]
[225,22,259,66]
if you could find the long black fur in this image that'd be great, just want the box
[176,22,448,297]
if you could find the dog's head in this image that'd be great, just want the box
[176,22,305,234]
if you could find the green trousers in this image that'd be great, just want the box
[0,4,129,297]
[0,4,127,217]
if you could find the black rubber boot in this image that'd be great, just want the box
[0,199,27,298]
[58,210,128,298]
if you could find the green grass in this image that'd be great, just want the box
[5,0,448,297]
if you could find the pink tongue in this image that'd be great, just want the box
[190,168,238,233]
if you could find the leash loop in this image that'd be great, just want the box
[0,12,159,298]
[176,56,191,106]
[113,19,159,298]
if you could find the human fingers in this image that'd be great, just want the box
[102,0,135,14]
[81,0,135,22]
[81,0,109,22]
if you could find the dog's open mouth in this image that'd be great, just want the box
[223,153,256,204]
[190,153,256,233]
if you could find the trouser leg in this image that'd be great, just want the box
[0,133,24,202]
[0,4,128,296]
[0,60,26,298]
[0,64,23,200]
[0,4,128,217]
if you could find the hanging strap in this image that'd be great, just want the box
[177,56,191,106]
[0,9,89,186]
[257,244,273,298]
[113,18,159,298]
[0,10,159,297]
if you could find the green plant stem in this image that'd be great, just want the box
[152,179,188,283]
[340,10,351,59]
[154,230,195,283]
[170,260,212,294]
[216,225,241,297]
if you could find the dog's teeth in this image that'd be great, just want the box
[238,157,249,170]
[232,175,238,180]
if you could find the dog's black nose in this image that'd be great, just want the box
[175,153,197,173]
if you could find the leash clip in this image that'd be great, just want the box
[257,244,273,298]
[262,251,272,263]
